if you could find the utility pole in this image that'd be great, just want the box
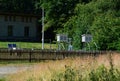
[42,8,44,49]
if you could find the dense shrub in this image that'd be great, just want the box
[51,66,83,81]
[51,65,120,81]
[0,78,6,81]
[89,65,119,81]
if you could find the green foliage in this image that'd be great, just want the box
[51,65,120,81]
[0,0,120,50]
[64,0,120,50]
[116,38,120,50]
[0,78,6,81]
[64,2,95,50]
[89,65,119,81]
[38,0,81,31]
[27,76,35,81]
[91,12,120,50]
[51,53,120,81]
[51,66,82,81]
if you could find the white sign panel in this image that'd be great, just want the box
[82,36,85,42]
[82,34,92,42]
[57,34,68,42]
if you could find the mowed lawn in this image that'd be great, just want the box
[0,41,57,49]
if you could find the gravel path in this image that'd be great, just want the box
[0,65,32,77]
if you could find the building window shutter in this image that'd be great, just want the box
[24,26,29,37]
[8,25,13,36]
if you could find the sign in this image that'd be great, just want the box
[57,34,68,42]
[82,34,92,42]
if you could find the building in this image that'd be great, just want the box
[0,12,41,41]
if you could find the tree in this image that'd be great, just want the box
[63,0,120,50]
[91,12,120,50]
[38,0,81,31]
[90,0,120,50]
[64,2,95,50]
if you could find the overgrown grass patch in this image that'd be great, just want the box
[50,53,120,81]
[2,52,120,81]
[0,78,6,81]
[51,65,120,81]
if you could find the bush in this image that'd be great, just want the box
[0,78,6,81]
[51,66,82,81]
[89,64,120,81]
[51,65,120,81]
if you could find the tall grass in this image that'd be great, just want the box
[51,53,120,81]
[51,64,120,81]
[0,78,6,81]
[2,52,120,81]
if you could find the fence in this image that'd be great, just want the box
[0,48,106,62]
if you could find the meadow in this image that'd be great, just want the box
[0,41,57,49]
[0,51,120,81]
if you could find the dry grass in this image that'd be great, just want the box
[5,52,120,81]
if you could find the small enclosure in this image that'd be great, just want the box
[57,34,68,42]
[82,34,92,43]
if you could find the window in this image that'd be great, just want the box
[13,16,16,21]
[29,17,32,22]
[24,26,29,37]
[4,16,8,21]
[9,16,12,21]
[4,16,16,22]
[8,25,13,36]
[21,17,32,23]
[21,17,24,22]
[26,17,29,22]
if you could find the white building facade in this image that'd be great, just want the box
[0,12,41,41]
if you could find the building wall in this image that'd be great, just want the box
[0,15,38,41]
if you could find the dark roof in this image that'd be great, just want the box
[0,12,41,18]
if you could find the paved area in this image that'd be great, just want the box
[0,65,31,77]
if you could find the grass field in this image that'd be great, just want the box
[0,52,120,81]
[0,41,57,49]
